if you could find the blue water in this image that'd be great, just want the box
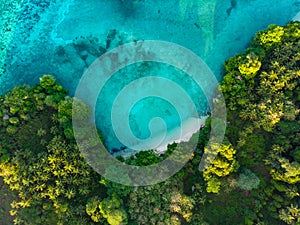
[1,0,300,151]
[94,61,208,150]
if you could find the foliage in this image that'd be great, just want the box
[202,142,238,193]
[128,174,195,225]
[218,21,300,224]
[86,197,105,223]
[0,75,103,224]
[279,204,300,225]
[124,150,162,166]
[236,169,260,191]
[253,24,285,49]
[269,157,300,184]
[99,194,128,225]
[238,53,262,78]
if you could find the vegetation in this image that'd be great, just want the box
[0,21,300,224]
[216,22,300,224]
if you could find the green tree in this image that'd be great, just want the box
[99,194,128,225]
[253,24,285,49]
[202,142,238,193]
[236,169,260,191]
[269,157,300,184]
[128,174,195,225]
[238,53,262,78]
[0,75,104,224]
[279,204,300,225]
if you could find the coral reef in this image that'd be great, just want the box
[0,1,25,76]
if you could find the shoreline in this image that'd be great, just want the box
[112,116,208,159]
[294,11,300,21]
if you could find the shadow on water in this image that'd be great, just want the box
[226,0,237,16]
[118,0,136,17]
[294,0,300,7]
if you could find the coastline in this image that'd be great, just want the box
[113,116,208,159]
[113,10,300,160]
[293,11,300,21]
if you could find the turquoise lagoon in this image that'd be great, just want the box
[1,0,300,153]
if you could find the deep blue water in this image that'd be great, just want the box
[1,0,300,151]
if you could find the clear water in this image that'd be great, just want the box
[94,61,208,150]
[1,0,300,151]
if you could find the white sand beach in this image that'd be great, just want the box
[294,11,300,21]
[113,116,208,158]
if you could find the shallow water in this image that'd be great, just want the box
[1,0,300,151]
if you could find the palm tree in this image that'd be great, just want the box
[279,208,294,224]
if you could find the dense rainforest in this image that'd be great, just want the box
[0,22,300,225]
